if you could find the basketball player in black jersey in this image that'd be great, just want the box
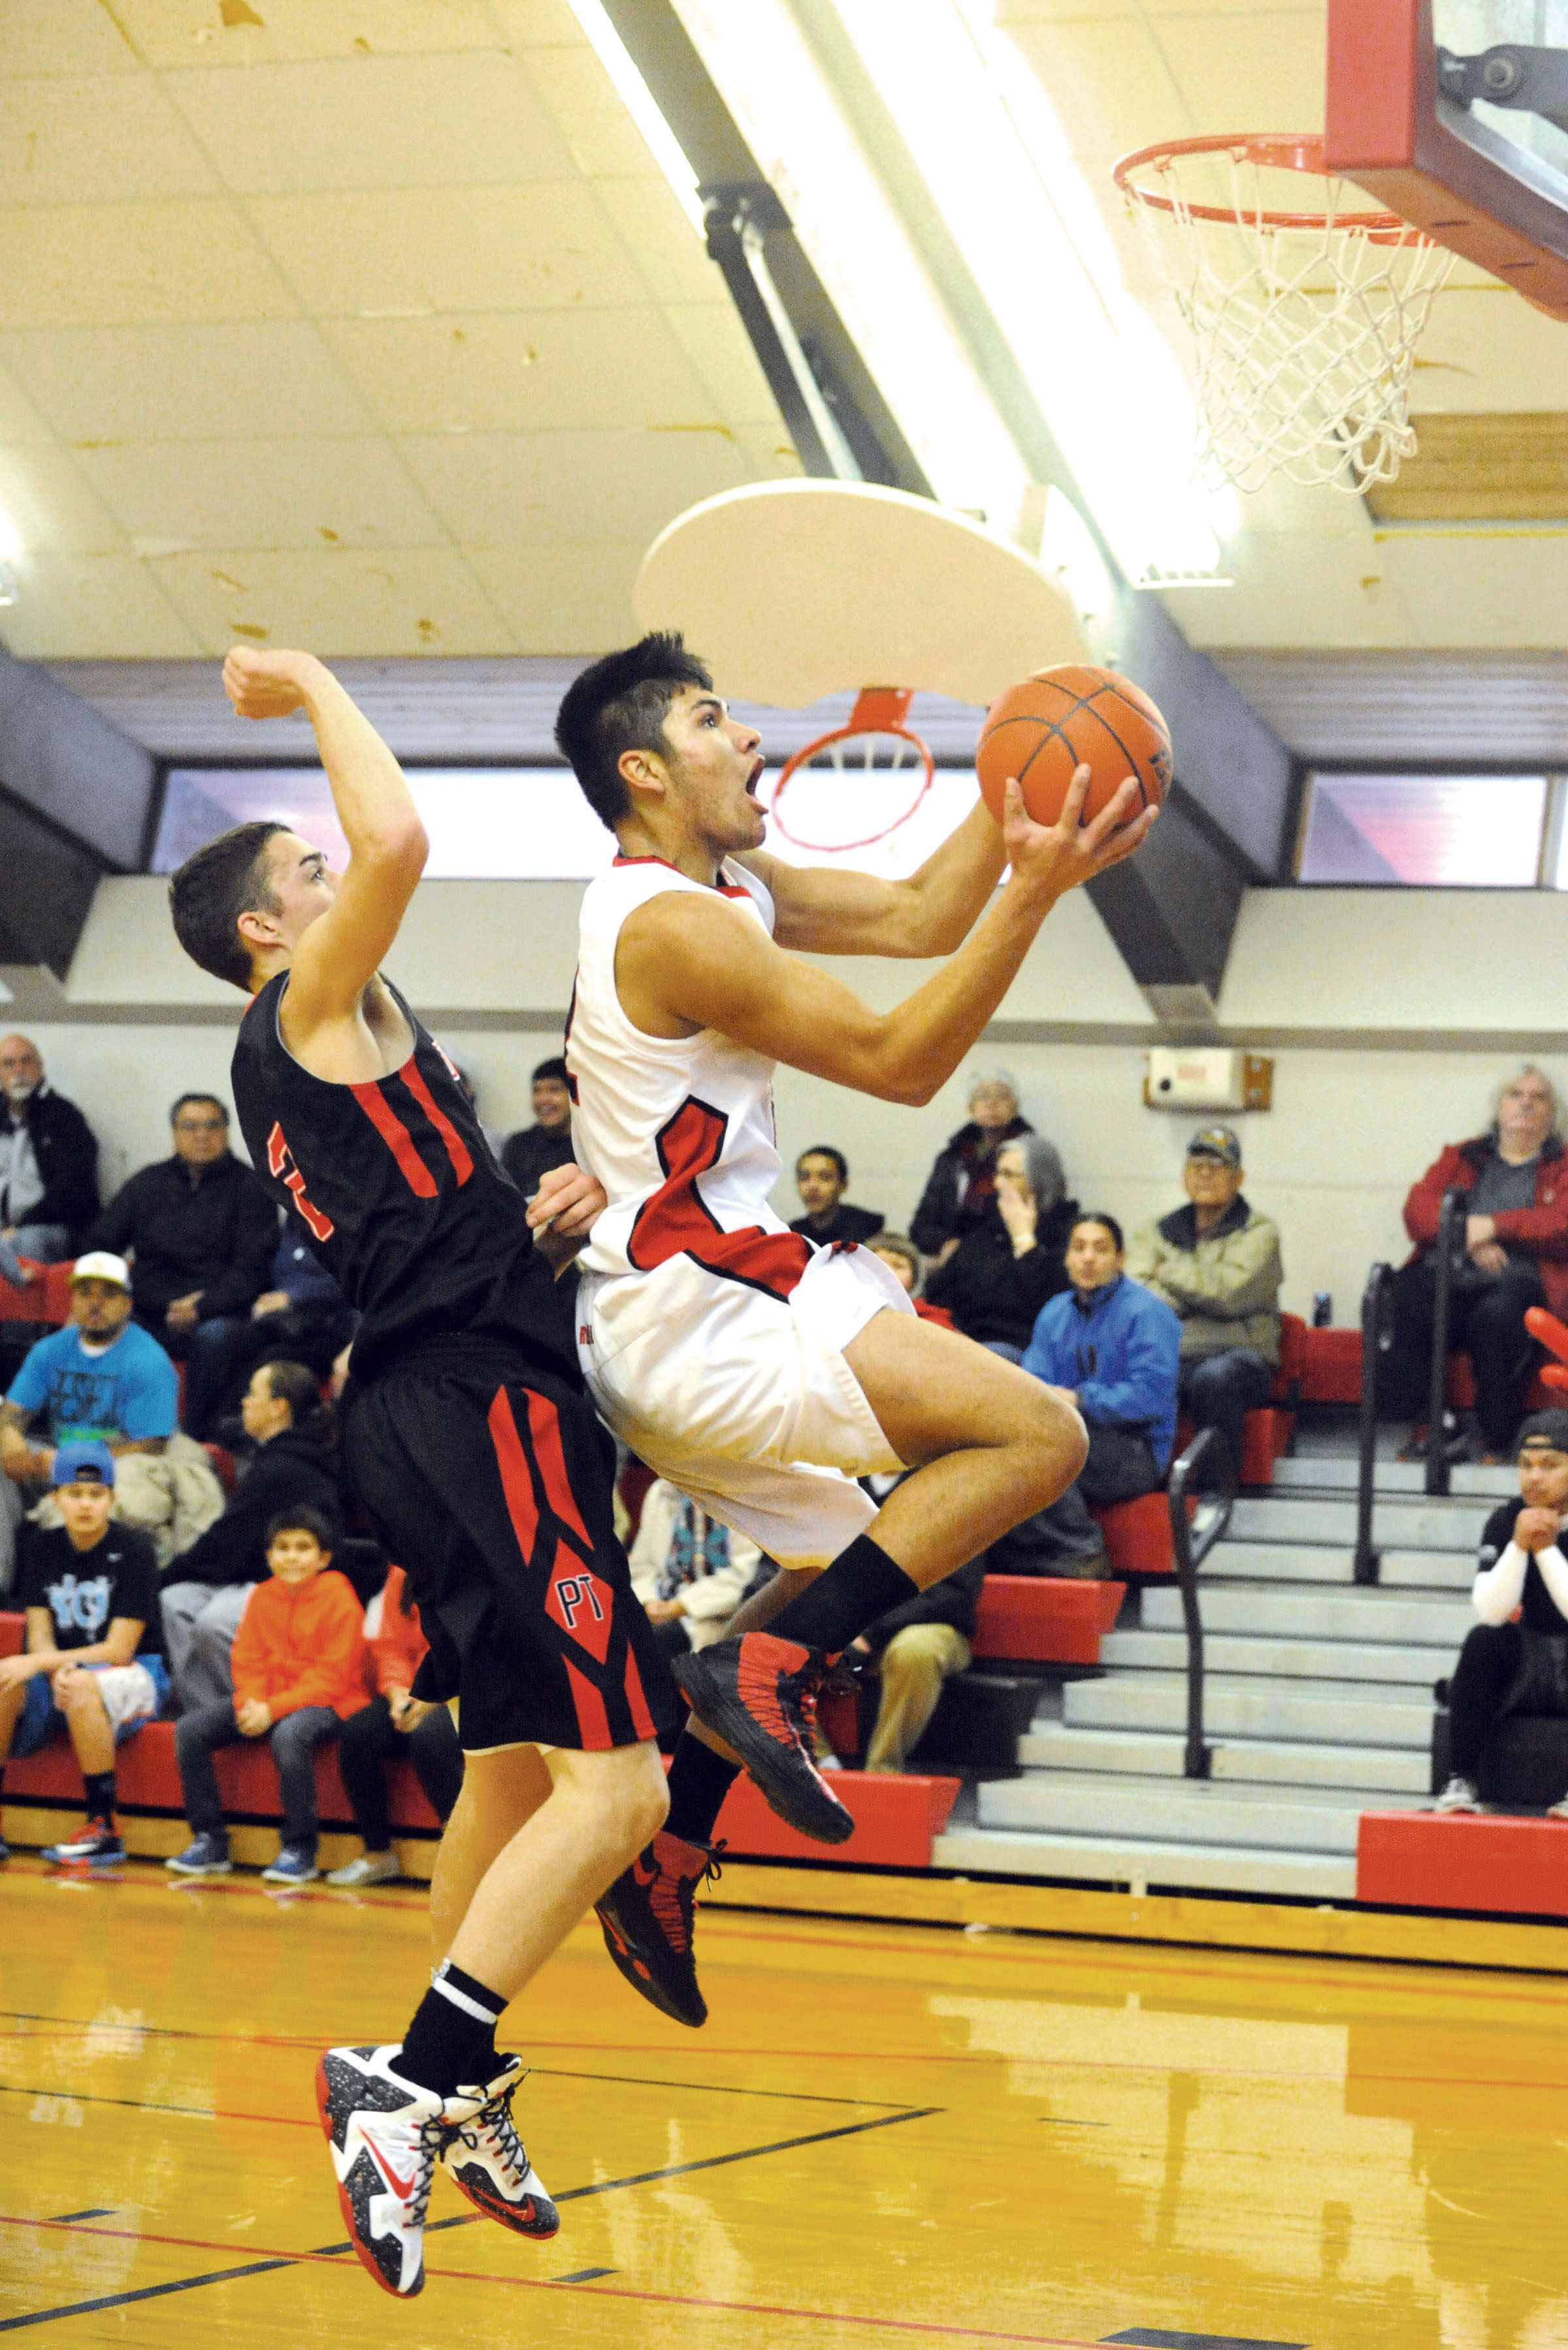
[169,647,668,2302]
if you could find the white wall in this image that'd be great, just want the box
[22,875,1568,1327]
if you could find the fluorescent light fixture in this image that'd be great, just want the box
[562,0,704,233]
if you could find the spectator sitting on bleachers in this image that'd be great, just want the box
[0,1441,167,1868]
[83,1093,277,1441]
[501,1055,576,1202]
[789,1146,885,1247]
[206,1222,355,1441]
[845,1555,986,1774]
[910,1070,1032,1259]
[1434,1411,1568,1815]
[867,1233,953,1327]
[1380,1067,1568,1463]
[922,1134,1077,1359]
[0,1034,99,1287]
[1126,1125,1282,1487]
[629,1478,762,1666]
[0,1252,178,1592]
[166,1503,366,1885]
[990,1214,1183,1579]
[159,1360,342,1715]
[327,1564,464,1888]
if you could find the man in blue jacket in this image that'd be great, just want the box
[999,1214,1182,1576]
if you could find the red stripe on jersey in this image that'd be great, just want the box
[623,1646,657,1742]
[487,1388,540,1565]
[563,1656,613,1750]
[525,1391,595,1551]
[350,1081,438,1199]
[400,1059,474,1186]
[628,1098,811,1304]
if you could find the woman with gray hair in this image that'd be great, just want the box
[922,1131,1079,1359]
[909,1070,1032,1259]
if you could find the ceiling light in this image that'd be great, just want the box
[563,0,704,233]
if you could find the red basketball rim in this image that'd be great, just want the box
[1113,131,1416,235]
[770,722,936,853]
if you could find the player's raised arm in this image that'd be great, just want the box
[739,797,1007,960]
[619,767,1152,1106]
[223,648,428,1031]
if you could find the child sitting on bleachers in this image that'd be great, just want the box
[166,1504,365,1886]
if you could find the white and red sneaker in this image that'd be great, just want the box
[314,2043,453,2298]
[441,2055,560,2238]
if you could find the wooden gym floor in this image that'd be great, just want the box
[2,1853,1565,2347]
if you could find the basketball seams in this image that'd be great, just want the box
[976,667,1169,827]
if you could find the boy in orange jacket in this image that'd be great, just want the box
[167,1503,366,1885]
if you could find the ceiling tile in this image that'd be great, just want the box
[0,443,127,554]
[594,175,721,306]
[0,0,140,76]
[248,181,647,316]
[523,43,670,180]
[996,2,1139,20]
[398,427,759,546]
[487,0,596,43]
[161,50,575,195]
[732,423,804,478]
[109,1,500,71]
[662,304,784,426]
[319,307,715,433]
[468,540,642,653]
[0,554,201,657]
[76,437,448,552]
[1163,529,1418,648]
[1379,535,1568,649]
[0,322,373,441]
[1005,21,1189,159]
[0,74,220,206]
[1414,286,1568,415]
[1151,11,1325,135]
[0,199,298,327]
[0,360,54,443]
[149,546,515,656]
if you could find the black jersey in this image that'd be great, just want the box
[232,973,576,1389]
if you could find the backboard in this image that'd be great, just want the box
[632,479,1088,710]
[1326,0,1568,316]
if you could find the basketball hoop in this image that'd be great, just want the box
[1113,133,1455,493]
[768,687,936,854]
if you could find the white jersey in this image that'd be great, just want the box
[566,853,810,1300]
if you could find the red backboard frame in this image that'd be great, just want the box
[1325,0,1568,318]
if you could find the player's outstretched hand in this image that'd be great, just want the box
[222,646,321,721]
[1002,767,1157,901]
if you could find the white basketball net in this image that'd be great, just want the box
[1123,145,1455,494]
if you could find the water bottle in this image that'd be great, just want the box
[1313,1292,1332,1327]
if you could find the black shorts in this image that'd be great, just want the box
[344,1356,670,1755]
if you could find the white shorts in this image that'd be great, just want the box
[580,1244,913,1569]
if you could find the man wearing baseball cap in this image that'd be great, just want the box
[1435,1410,1568,1815]
[0,1253,178,1593]
[0,1439,167,1866]
[1125,1126,1284,1487]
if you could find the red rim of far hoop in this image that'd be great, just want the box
[1113,132,1424,238]
[770,721,936,854]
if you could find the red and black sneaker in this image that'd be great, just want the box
[672,1633,853,1845]
[595,1830,723,2028]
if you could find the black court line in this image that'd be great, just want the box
[2,2104,941,2332]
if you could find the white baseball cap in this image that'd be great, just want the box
[71,1251,131,1291]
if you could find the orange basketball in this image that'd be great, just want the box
[975,664,1171,830]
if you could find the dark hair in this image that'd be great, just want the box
[258,1357,333,1443]
[170,1091,228,1127]
[169,820,288,990]
[554,631,714,830]
[1071,1212,1125,1253]
[265,1502,335,1552]
[532,1055,569,1085]
[798,1145,848,1185]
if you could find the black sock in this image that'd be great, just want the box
[82,1770,116,1827]
[766,1534,919,1657]
[397,1959,508,2100]
[665,1734,740,1845]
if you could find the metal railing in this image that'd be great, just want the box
[1355,1259,1395,1585]
[1167,1425,1237,1780]
[1424,1185,1468,1498]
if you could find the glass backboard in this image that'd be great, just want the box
[1435,2,1568,212]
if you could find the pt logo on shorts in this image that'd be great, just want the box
[545,1544,612,1664]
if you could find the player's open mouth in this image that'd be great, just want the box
[745,757,765,797]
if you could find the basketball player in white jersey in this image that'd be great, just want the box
[542,633,1156,2028]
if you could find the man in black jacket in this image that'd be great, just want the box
[158,1359,342,1711]
[0,1035,98,1279]
[84,1094,277,1439]
[789,1146,885,1247]
[500,1055,576,1202]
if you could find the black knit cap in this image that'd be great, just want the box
[1517,1410,1568,1454]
